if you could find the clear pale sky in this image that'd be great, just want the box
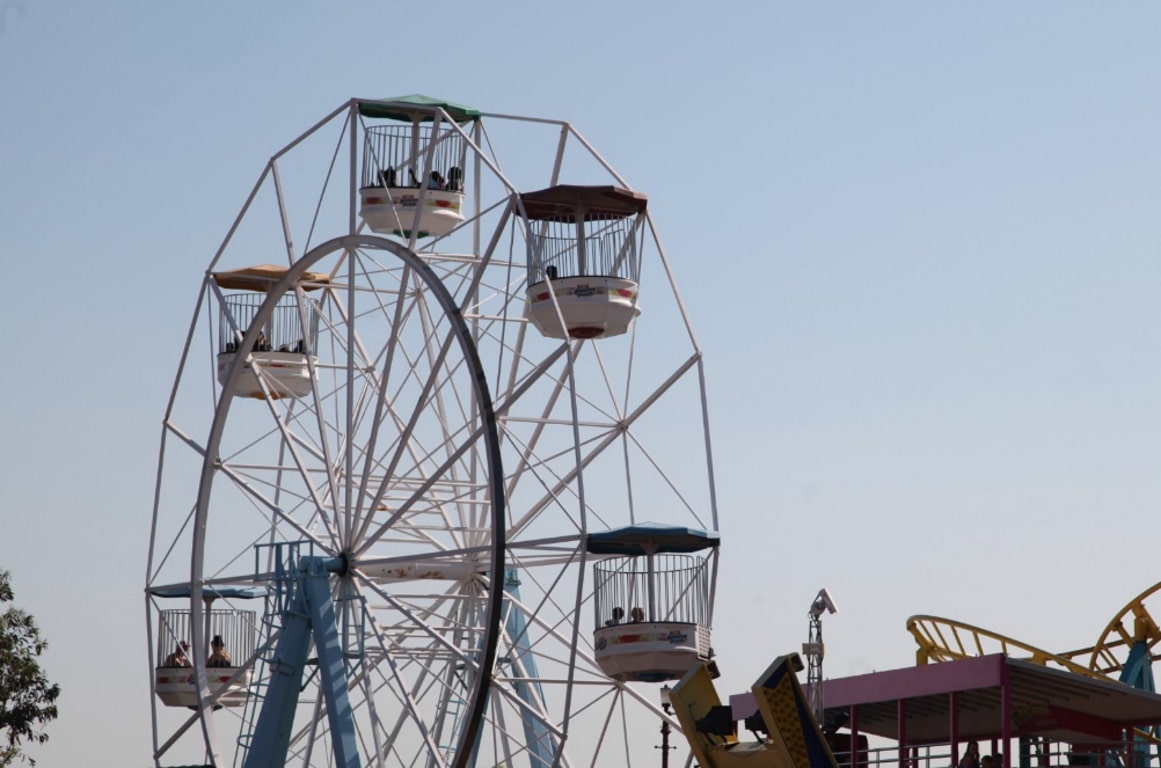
[3,2,1161,764]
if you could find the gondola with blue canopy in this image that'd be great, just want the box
[588,523,719,682]
[148,584,265,708]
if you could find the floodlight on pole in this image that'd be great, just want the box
[804,588,837,725]
[657,685,675,768]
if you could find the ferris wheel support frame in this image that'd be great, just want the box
[244,554,359,768]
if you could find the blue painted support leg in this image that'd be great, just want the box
[504,569,556,768]
[302,559,361,768]
[1120,642,1157,768]
[243,556,361,768]
[1120,642,1156,693]
[243,578,314,767]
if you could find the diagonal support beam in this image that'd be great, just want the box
[244,555,361,768]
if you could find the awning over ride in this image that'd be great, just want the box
[357,94,481,123]
[149,584,267,600]
[518,185,648,222]
[586,522,720,557]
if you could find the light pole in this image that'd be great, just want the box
[658,685,676,768]
[803,588,838,726]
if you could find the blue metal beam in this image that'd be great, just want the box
[243,556,360,768]
[504,569,556,768]
[1119,642,1156,693]
[303,558,361,768]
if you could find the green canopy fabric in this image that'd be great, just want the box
[357,94,480,123]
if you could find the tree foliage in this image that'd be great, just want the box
[0,570,59,767]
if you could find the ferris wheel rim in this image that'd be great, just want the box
[187,233,507,768]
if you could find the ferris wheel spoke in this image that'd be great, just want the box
[247,410,350,544]
[375,649,451,768]
[354,425,494,559]
[283,687,328,764]
[354,678,387,768]
[370,323,463,483]
[350,407,478,554]
[346,323,481,550]
[586,343,628,423]
[583,688,625,768]
[290,393,353,547]
[485,676,565,743]
[349,269,417,533]
[500,375,569,502]
[148,502,198,584]
[496,572,600,678]
[214,461,338,552]
[358,578,488,673]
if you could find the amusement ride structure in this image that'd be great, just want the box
[654,585,1161,768]
[907,581,1161,760]
[144,95,721,768]
[908,581,1161,692]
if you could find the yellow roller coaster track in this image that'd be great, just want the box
[908,606,1161,747]
[1055,581,1161,676]
[906,615,1108,681]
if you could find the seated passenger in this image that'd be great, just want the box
[207,635,232,667]
[605,606,625,626]
[428,170,446,190]
[164,640,191,667]
[378,166,397,188]
[629,606,645,622]
[446,166,463,192]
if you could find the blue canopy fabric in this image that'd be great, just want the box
[148,584,267,600]
[586,522,720,556]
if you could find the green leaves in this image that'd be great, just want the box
[0,570,59,767]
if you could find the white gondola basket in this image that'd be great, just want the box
[525,276,640,340]
[359,187,464,238]
[593,622,711,682]
[217,351,319,400]
[154,666,252,708]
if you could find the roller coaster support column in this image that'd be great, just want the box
[243,555,360,768]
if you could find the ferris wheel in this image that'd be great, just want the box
[145,96,721,768]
